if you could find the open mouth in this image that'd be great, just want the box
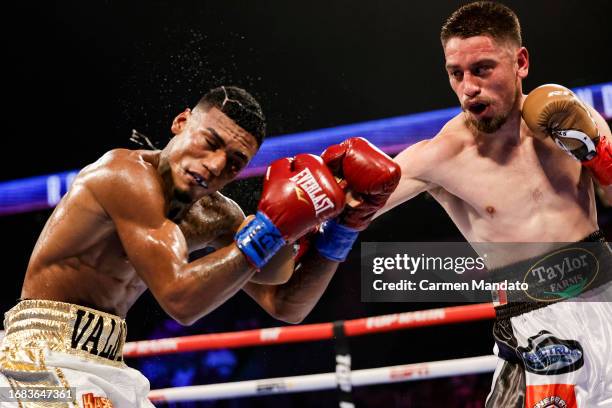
[467,102,488,115]
[186,170,209,189]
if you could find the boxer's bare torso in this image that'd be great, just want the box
[378,32,611,267]
[21,149,242,317]
[380,98,610,266]
[19,103,340,326]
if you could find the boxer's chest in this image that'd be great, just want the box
[432,137,593,239]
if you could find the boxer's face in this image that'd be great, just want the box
[444,35,528,133]
[167,106,258,199]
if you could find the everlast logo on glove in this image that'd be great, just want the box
[290,167,335,216]
[69,308,126,362]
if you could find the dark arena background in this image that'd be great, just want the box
[1,1,611,407]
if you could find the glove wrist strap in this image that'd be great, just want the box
[552,129,597,161]
[315,219,359,262]
[235,212,286,269]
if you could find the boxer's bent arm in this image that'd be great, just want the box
[184,199,296,286]
[374,140,436,218]
[195,200,336,323]
[128,220,256,325]
[243,252,339,324]
[92,163,256,326]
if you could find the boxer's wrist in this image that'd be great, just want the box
[583,135,612,185]
[235,211,286,269]
[315,219,359,262]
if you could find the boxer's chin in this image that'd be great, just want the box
[465,112,508,134]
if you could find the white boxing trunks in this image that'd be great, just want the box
[0,300,153,407]
[486,234,612,407]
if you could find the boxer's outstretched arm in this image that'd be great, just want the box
[373,140,438,218]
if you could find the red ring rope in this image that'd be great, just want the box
[123,303,495,358]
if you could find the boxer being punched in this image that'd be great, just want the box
[375,2,612,407]
[0,85,400,407]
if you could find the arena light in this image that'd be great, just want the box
[0,82,610,216]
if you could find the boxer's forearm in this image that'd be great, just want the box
[275,252,339,323]
[244,251,339,324]
[161,244,257,325]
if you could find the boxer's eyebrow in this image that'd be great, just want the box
[207,126,249,163]
[471,59,496,68]
[446,58,497,71]
[206,127,225,147]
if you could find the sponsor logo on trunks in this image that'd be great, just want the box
[82,393,114,408]
[518,331,583,375]
[290,167,335,216]
[70,308,125,362]
[523,247,599,301]
[534,396,568,408]
[526,384,577,408]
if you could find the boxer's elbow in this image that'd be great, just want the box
[280,314,307,325]
[162,300,200,326]
[157,287,204,326]
[171,310,199,326]
[269,303,310,324]
[272,311,306,325]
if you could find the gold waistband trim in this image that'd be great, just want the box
[1,299,127,371]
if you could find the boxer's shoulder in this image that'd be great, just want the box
[79,149,166,217]
[417,119,471,163]
[79,149,160,182]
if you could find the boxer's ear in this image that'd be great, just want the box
[171,108,191,135]
[516,47,529,79]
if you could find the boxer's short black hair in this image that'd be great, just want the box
[196,86,266,146]
[441,1,522,47]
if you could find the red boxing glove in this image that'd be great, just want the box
[236,154,345,268]
[322,137,401,230]
[260,154,345,241]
